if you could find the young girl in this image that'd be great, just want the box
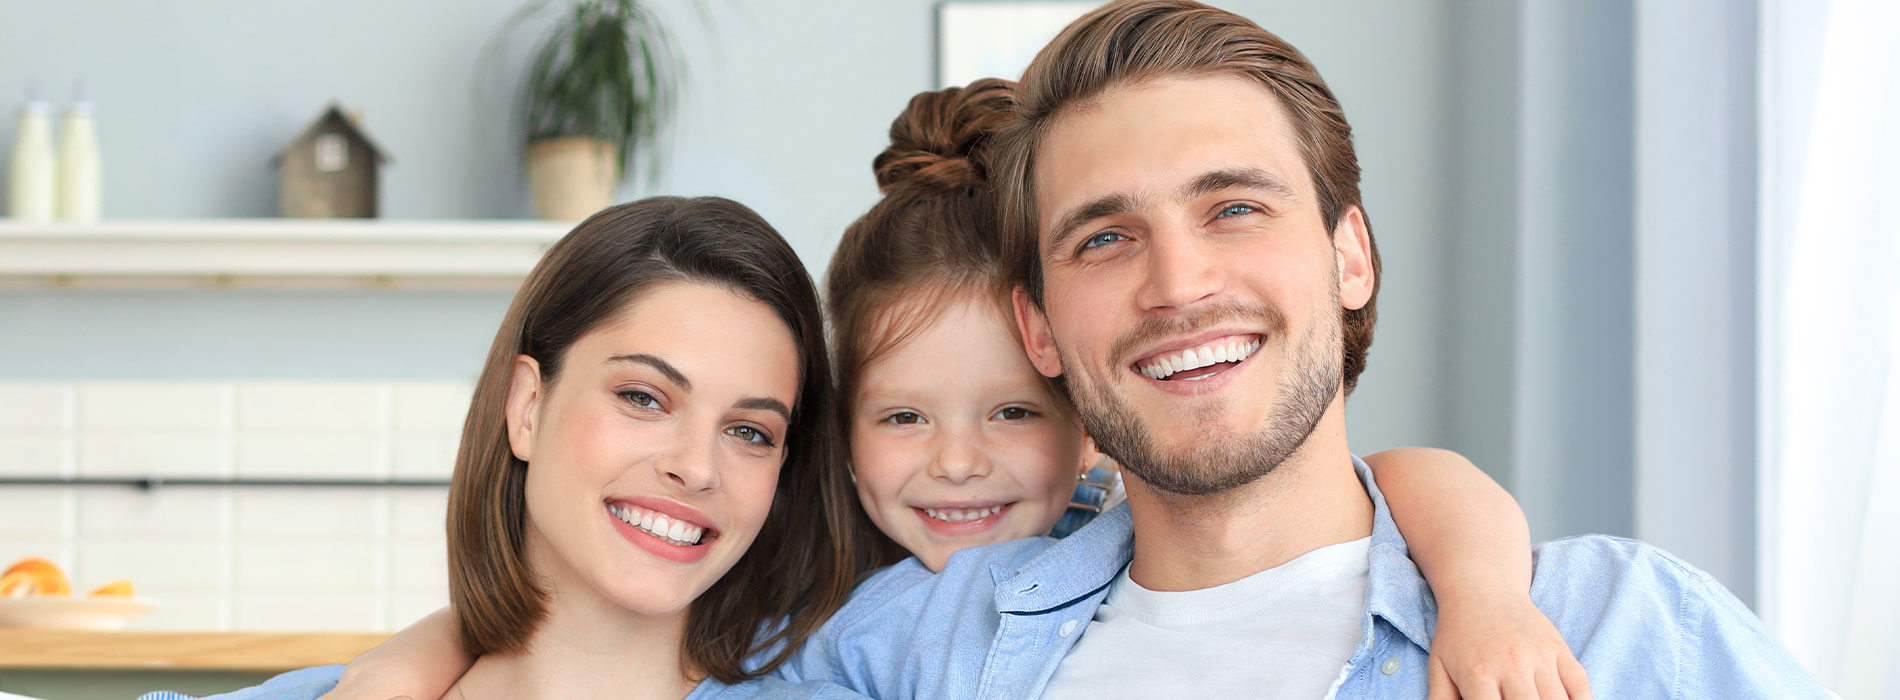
[820,79,1590,697]
[149,198,871,700]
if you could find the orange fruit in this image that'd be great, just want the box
[0,558,72,597]
[88,580,135,597]
[0,571,37,597]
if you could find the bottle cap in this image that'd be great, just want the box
[67,101,94,115]
[22,100,50,115]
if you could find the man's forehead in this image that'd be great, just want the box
[1031,74,1309,230]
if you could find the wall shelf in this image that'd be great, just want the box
[0,219,572,290]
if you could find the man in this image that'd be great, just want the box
[785,1,1829,698]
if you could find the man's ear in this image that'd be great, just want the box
[1012,285,1063,378]
[504,355,543,462]
[1334,205,1375,311]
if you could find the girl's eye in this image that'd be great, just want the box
[884,411,925,425]
[619,391,660,410]
[994,406,1034,421]
[1080,231,1128,251]
[727,425,777,447]
[1217,203,1257,218]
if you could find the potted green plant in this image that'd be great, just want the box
[516,0,685,220]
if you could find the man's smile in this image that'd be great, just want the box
[1134,333,1263,381]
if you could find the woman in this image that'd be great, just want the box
[147,197,872,700]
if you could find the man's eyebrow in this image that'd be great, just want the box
[606,354,690,390]
[1046,192,1137,258]
[735,396,792,420]
[1181,167,1297,202]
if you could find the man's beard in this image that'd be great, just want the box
[1060,298,1343,497]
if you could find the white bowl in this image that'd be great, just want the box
[0,597,158,630]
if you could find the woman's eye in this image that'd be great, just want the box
[1080,231,1128,250]
[618,391,660,410]
[1217,203,1257,218]
[884,411,924,425]
[994,406,1033,421]
[727,425,776,447]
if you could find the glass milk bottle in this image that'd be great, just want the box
[7,100,57,221]
[58,101,101,222]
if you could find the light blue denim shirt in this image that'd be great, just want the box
[781,456,1830,699]
[140,663,865,700]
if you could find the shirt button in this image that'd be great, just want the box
[1380,658,1400,675]
[1058,620,1078,637]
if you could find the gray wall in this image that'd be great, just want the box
[0,0,1466,457]
[7,1,1768,602]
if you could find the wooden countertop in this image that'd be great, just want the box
[0,630,389,671]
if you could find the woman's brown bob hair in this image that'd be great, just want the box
[446,196,872,682]
[825,79,1036,566]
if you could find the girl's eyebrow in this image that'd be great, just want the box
[606,353,690,390]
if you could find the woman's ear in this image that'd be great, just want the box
[505,355,543,462]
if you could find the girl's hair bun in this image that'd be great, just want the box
[872,78,1019,194]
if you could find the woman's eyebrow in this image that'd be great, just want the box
[735,396,792,420]
[606,353,690,390]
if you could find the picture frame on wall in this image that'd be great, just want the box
[936,1,1101,88]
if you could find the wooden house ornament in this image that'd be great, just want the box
[273,103,389,218]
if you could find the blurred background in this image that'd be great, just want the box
[0,0,1892,697]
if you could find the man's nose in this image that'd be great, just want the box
[1134,226,1224,311]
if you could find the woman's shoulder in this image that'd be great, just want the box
[139,665,342,700]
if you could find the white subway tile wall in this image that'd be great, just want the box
[0,381,465,632]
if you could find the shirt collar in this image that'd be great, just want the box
[987,455,1441,650]
[1356,454,1440,650]
[992,503,1135,614]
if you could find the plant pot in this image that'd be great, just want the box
[526,137,619,221]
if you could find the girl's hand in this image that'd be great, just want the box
[315,658,423,700]
[314,607,469,700]
[1426,594,1593,700]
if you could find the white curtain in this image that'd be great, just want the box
[1762,0,1900,696]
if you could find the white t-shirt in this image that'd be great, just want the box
[1041,536,1372,699]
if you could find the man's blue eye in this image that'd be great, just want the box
[1081,231,1127,249]
[619,391,659,409]
[1217,203,1256,218]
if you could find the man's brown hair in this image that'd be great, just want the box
[446,197,876,681]
[992,0,1382,393]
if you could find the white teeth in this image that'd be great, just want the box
[607,503,705,546]
[1137,337,1262,380]
[923,505,1005,523]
